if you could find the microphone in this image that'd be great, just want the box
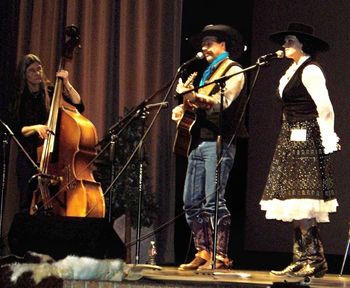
[145,102,169,110]
[136,102,169,115]
[178,52,204,71]
[259,50,284,61]
[0,118,14,136]
[109,135,116,162]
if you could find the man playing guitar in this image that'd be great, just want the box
[172,24,248,270]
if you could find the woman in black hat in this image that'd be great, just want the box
[260,23,340,278]
[172,24,248,270]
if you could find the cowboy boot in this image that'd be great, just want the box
[271,227,307,276]
[198,214,232,270]
[292,225,328,278]
[178,212,212,271]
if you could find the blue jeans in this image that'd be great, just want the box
[183,140,236,228]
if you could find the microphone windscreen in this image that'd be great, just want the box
[276,50,284,58]
[196,52,204,59]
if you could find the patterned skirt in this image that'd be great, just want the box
[260,119,338,222]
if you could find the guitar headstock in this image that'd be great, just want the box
[184,72,198,87]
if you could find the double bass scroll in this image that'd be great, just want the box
[30,25,105,218]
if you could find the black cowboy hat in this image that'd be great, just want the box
[269,22,329,52]
[190,24,245,60]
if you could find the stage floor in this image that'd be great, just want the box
[64,266,350,288]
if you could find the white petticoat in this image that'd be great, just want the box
[260,198,338,222]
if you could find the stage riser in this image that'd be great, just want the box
[64,279,267,287]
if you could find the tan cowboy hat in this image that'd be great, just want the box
[269,22,329,52]
[190,24,245,60]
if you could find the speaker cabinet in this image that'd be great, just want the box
[8,213,126,260]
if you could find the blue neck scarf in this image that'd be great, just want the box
[200,51,229,86]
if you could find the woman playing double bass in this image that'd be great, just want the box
[9,53,84,214]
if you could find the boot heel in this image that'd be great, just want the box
[314,268,327,278]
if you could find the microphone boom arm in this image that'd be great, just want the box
[176,61,262,98]
[176,51,283,98]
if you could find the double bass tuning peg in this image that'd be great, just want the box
[63,25,81,60]
[65,24,79,38]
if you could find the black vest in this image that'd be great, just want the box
[195,60,248,143]
[280,58,320,122]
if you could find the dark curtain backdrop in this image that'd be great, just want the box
[1,0,183,264]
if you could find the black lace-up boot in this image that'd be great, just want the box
[271,227,307,276]
[292,225,328,278]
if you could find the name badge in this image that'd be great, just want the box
[290,128,307,141]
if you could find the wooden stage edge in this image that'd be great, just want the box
[63,266,350,288]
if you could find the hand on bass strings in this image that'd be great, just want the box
[21,124,51,139]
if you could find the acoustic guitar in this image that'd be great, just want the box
[173,72,198,157]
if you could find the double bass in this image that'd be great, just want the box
[30,25,105,217]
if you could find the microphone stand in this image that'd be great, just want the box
[135,107,147,265]
[0,119,40,173]
[119,61,187,266]
[212,80,225,269]
[98,82,172,145]
[94,81,171,225]
[108,134,117,223]
[92,55,204,265]
[94,52,193,210]
[0,130,9,252]
[96,52,199,157]
[133,62,192,266]
[0,119,41,245]
[104,102,168,268]
[177,57,272,269]
[339,222,350,276]
[90,91,174,266]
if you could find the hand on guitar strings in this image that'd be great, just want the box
[171,104,184,123]
[183,93,216,111]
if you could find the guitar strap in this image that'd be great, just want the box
[198,58,235,96]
